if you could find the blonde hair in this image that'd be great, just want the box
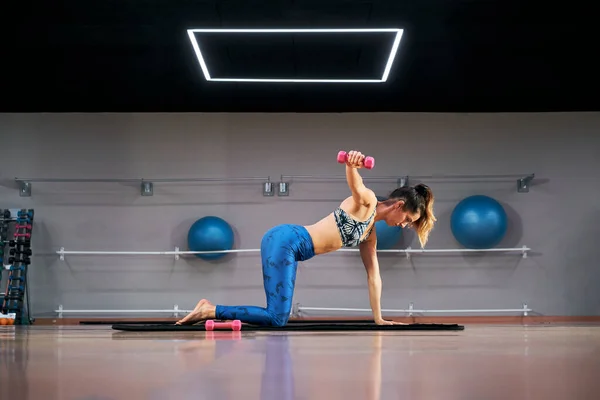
[387,183,436,247]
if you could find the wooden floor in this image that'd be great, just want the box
[1,323,600,400]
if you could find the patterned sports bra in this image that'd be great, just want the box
[333,207,376,247]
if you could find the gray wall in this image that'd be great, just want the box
[0,112,598,318]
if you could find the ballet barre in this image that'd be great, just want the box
[55,304,193,318]
[55,245,531,260]
[278,172,535,193]
[55,247,260,261]
[292,302,533,317]
[13,176,273,197]
[53,302,533,318]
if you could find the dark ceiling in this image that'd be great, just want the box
[2,0,598,113]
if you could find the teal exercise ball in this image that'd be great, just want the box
[375,220,403,249]
[450,195,507,249]
[374,194,403,249]
[187,216,234,260]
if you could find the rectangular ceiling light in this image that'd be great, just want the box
[186,28,403,83]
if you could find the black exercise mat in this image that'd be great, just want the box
[112,322,464,332]
[80,320,178,325]
[83,319,384,325]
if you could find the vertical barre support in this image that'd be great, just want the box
[263,181,274,196]
[523,303,528,316]
[398,176,409,187]
[517,174,534,193]
[278,182,290,196]
[141,181,153,196]
[19,181,32,197]
[291,302,300,318]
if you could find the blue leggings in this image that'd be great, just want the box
[215,224,315,326]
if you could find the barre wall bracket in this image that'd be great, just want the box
[19,181,31,197]
[517,174,535,193]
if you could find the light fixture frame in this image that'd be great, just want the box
[186,28,404,83]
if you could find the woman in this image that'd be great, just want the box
[176,150,436,326]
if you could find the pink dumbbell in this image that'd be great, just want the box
[337,151,375,169]
[205,319,242,331]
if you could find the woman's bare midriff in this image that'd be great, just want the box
[303,214,343,255]
[304,196,377,255]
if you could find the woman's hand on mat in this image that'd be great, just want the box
[375,318,407,325]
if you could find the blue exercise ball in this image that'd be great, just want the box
[374,220,403,249]
[187,216,234,260]
[450,195,507,249]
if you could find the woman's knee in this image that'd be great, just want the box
[267,312,290,327]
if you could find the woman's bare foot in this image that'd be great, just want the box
[175,299,217,325]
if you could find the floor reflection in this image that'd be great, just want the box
[0,325,599,400]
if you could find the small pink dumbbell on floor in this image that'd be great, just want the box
[337,151,375,169]
[205,319,242,331]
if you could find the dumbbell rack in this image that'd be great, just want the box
[1,208,34,325]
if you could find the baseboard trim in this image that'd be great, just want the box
[31,315,600,326]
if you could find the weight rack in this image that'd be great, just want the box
[1,208,34,325]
